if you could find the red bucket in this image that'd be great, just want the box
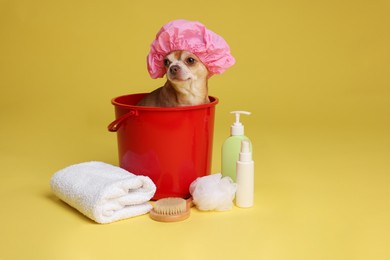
[108,93,218,200]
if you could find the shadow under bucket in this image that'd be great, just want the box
[108,93,218,200]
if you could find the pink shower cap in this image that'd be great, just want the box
[147,19,236,79]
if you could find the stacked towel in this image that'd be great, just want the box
[50,161,156,224]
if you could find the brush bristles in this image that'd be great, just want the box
[154,197,187,215]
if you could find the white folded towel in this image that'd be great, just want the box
[50,161,156,224]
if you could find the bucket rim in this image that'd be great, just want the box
[111,93,219,111]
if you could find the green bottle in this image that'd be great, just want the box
[221,111,252,182]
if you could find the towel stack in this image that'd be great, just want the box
[50,161,156,224]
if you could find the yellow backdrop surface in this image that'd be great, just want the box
[1,0,389,259]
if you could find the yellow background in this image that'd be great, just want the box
[1,0,389,259]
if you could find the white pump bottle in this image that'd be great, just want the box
[236,140,254,208]
[221,111,251,182]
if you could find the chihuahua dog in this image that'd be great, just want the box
[137,50,210,107]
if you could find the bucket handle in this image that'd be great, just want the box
[107,110,138,132]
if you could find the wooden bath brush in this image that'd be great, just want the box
[150,197,193,222]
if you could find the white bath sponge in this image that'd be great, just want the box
[189,173,237,211]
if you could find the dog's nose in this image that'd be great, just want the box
[169,65,181,75]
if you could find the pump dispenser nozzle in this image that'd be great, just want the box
[239,140,252,162]
[230,111,251,136]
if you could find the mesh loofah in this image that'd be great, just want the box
[189,173,237,211]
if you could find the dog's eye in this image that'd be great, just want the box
[164,59,171,67]
[186,57,196,65]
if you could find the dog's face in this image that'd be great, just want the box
[137,50,210,106]
[163,50,208,83]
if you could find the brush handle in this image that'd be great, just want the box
[186,197,194,209]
